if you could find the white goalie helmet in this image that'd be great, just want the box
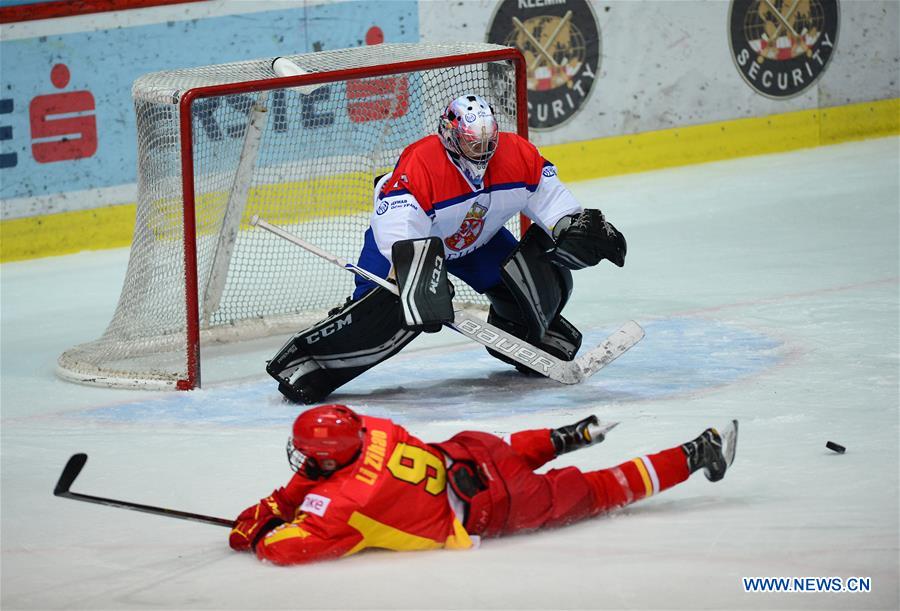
[438,94,499,186]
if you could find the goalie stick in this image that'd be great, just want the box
[53,453,234,528]
[251,216,644,384]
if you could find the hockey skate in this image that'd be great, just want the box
[551,415,619,456]
[682,420,739,482]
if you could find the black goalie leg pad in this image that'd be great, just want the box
[500,224,574,341]
[542,315,582,361]
[484,284,582,375]
[392,237,454,333]
[267,287,420,404]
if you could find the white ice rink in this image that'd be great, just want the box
[2,137,898,610]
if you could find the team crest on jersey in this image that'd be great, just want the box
[487,0,601,130]
[729,0,839,98]
[445,202,488,252]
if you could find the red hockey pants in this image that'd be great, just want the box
[436,429,690,538]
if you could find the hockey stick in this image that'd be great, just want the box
[53,453,234,528]
[250,216,643,383]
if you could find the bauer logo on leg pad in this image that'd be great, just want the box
[455,319,555,374]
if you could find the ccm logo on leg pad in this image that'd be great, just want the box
[306,314,352,344]
[429,255,444,295]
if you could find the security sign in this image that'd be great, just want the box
[729,0,839,98]
[487,0,601,130]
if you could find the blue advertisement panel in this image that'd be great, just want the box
[0,0,418,207]
[186,71,431,177]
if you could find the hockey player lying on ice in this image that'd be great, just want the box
[267,93,628,404]
[230,405,739,565]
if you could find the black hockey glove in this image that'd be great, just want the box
[550,209,627,270]
[392,237,454,333]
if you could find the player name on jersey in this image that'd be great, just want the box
[355,428,388,486]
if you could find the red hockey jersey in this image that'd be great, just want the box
[256,416,473,565]
[371,132,582,263]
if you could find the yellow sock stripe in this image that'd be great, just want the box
[631,457,654,498]
[3,99,896,263]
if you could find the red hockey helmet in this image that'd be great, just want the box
[287,405,364,478]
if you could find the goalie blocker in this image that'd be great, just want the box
[393,237,454,333]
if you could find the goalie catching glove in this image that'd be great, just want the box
[550,209,627,270]
[392,237,454,333]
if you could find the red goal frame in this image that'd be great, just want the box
[175,47,529,389]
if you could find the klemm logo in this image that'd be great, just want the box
[729,0,839,98]
[487,0,601,130]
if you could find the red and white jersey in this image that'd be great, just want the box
[255,416,473,566]
[371,133,582,262]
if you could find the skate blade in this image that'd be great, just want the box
[721,419,739,470]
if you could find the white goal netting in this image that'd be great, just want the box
[58,42,523,389]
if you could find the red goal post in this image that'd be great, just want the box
[57,43,528,390]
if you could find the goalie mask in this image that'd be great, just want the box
[438,94,499,186]
[287,404,363,479]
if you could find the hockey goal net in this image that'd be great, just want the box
[57,42,527,390]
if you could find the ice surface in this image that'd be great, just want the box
[2,137,898,609]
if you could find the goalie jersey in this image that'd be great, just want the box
[371,132,582,264]
[256,416,474,565]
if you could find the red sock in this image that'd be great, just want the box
[584,446,690,513]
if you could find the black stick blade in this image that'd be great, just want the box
[54,453,87,496]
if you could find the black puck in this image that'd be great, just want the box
[826,441,846,454]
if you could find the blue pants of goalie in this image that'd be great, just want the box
[352,226,519,300]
